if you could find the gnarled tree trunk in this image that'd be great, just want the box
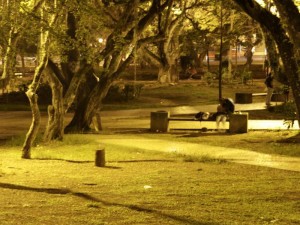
[22,1,58,158]
[65,77,110,133]
[22,57,48,159]
[43,68,64,142]
[158,65,171,83]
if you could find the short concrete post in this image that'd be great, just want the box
[95,148,105,167]
[229,112,248,133]
[150,111,170,132]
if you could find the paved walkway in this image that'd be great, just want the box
[99,136,300,172]
[0,103,299,172]
[98,102,299,172]
[101,102,299,130]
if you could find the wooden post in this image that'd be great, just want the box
[95,149,105,167]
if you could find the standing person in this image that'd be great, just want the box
[264,70,274,106]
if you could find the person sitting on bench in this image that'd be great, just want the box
[195,98,235,130]
[216,98,235,130]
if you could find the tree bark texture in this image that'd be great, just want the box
[22,1,58,158]
[272,0,300,55]
[65,1,164,132]
[22,91,40,159]
[262,27,280,76]
[65,76,110,133]
[1,28,19,92]
[232,0,300,127]
[22,53,48,159]
[43,69,64,142]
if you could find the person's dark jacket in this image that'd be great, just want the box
[265,73,274,88]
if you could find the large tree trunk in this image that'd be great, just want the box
[158,62,179,83]
[43,69,64,142]
[64,73,103,133]
[262,28,280,76]
[243,35,253,70]
[65,87,109,133]
[158,65,171,83]
[65,99,91,133]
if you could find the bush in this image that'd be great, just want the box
[273,102,296,117]
[204,71,216,85]
[103,83,143,102]
[240,69,252,84]
[234,69,252,84]
[1,83,51,105]
[1,91,28,103]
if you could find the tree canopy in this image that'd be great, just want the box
[0,0,299,158]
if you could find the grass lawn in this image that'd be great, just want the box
[102,80,267,110]
[0,135,299,225]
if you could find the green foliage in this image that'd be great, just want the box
[276,67,289,85]
[20,0,35,12]
[274,84,290,94]
[242,69,252,84]
[1,83,51,105]
[235,68,252,84]
[104,83,143,102]
[273,102,297,118]
[204,71,216,85]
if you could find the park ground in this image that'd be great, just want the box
[0,79,299,224]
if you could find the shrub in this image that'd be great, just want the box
[103,83,143,102]
[273,101,297,118]
[2,83,51,105]
[204,71,216,85]
[240,69,252,84]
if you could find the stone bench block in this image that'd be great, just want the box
[150,111,170,132]
[235,93,252,104]
[229,113,248,133]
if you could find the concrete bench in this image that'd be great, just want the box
[252,93,266,96]
[235,92,286,103]
[150,111,248,133]
[235,92,265,104]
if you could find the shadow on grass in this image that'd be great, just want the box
[34,158,94,164]
[111,128,151,134]
[0,182,216,225]
[109,159,175,163]
[33,158,174,168]
[0,182,70,194]
[174,132,229,138]
[33,158,122,169]
[277,133,300,143]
